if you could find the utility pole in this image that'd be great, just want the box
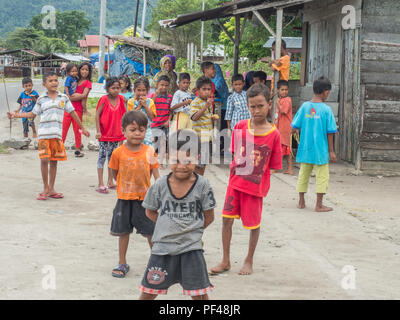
[99,0,106,79]
[200,0,205,63]
[140,0,147,38]
[133,0,140,37]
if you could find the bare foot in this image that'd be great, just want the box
[283,170,294,175]
[297,201,306,209]
[315,205,333,212]
[209,262,230,274]
[238,260,253,275]
[270,170,276,174]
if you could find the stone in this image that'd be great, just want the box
[1,138,31,150]
[87,140,99,151]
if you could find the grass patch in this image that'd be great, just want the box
[0,144,10,154]
[83,97,100,129]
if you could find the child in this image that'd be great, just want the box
[119,75,133,109]
[210,83,282,276]
[270,39,290,90]
[275,80,293,175]
[150,75,173,165]
[8,72,90,200]
[139,129,215,300]
[253,71,267,85]
[225,74,251,132]
[63,62,93,157]
[15,77,39,139]
[108,110,160,278]
[127,77,156,146]
[95,77,126,194]
[195,62,216,107]
[170,73,193,131]
[190,76,219,176]
[291,77,337,212]
[64,63,78,98]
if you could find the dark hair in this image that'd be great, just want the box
[134,77,150,91]
[157,75,170,84]
[169,129,201,156]
[313,76,332,94]
[277,80,289,89]
[42,72,58,83]
[66,63,77,74]
[78,62,93,82]
[121,110,148,129]
[179,72,191,82]
[272,39,287,50]
[231,74,244,83]
[105,77,120,91]
[253,71,267,82]
[196,76,213,90]
[22,77,33,85]
[119,75,132,92]
[201,61,214,73]
[244,70,255,91]
[246,83,271,103]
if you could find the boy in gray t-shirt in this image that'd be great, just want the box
[139,129,216,300]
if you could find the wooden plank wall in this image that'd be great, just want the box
[360,0,400,172]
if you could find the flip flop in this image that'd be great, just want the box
[112,264,130,278]
[96,186,109,194]
[107,185,117,190]
[208,267,230,276]
[47,192,64,199]
[37,193,47,200]
[75,150,84,158]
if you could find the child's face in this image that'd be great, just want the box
[79,65,89,80]
[179,79,190,91]
[108,81,121,97]
[123,121,146,146]
[253,77,265,85]
[119,79,128,90]
[198,84,212,101]
[278,85,289,98]
[169,150,198,180]
[157,80,170,95]
[232,80,244,93]
[23,82,33,93]
[321,90,331,101]
[248,94,271,122]
[134,84,148,98]
[43,75,59,92]
[204,66,216,78]
[69,67,78,78]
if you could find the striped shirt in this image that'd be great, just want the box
[225,90,251,130]
[32,91,75,140]
[190,97,213,142]
[151,93,172,128]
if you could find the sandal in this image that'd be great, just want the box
[112,264,130,278]
[37,193,47,200]
[96,186,109,194]
[75,150,84,158]
[47,192,64,199]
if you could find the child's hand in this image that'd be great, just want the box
[212,114,219,121]
[164,120,170,128]
[206,97,213,107]
[139,96,147,108]
[81,129,90,137]
[84,110,91,117]
[7,112,16,119]
[185,99,192,105]
[329,151,337,163]
[95,132,102,140]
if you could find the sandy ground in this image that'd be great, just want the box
[1,116,400,300]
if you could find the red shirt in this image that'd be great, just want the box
[228,119,282,197]
[150,93,172,128]
[72,80,92,113]
[96,95,126,142]
[274,96,293,146]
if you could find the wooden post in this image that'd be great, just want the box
[233,15,240,75]
[273,8,283,113]
[143,46,146,76]
[107,37,111,78]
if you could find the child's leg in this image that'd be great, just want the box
[210,217,234,273]
[40,158,50,193]
[97,168,105,188]
[97,142,107,188]
[192,294,209,300]
[48,160,58,194]
[296,163,313,209]
[283,155,294,175]
[71,111,83,150]
[239,227,260,275]
[138,292,157,300]
[107,167,115,188]
[118,234,130,265]
[31,123,37,139]
[106,142,118,188]
[314,164,332,212]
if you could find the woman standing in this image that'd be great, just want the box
[152,55,178,95]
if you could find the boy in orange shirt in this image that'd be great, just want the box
[275,80,293,175]
[108,110,160,278]
[270,39,290,90]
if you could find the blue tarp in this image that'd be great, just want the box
[90,52,115,65]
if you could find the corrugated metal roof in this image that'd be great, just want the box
[264,37,302,48]
[0,48,44,58]
[50,53,91,62]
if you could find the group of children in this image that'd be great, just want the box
[8,46,338,298]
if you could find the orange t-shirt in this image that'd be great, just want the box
[108,144,159,200]
[271,55,291,90]
[274,96,293,147]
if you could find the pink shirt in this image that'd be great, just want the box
[71,80,92,113]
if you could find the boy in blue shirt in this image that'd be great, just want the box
[291,77,337,212]
[64,63,78,98]
[15,77,39,139]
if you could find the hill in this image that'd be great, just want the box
[0,0,158,37]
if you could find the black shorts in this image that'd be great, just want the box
[110,199,155,237]
[140,250,213,296]
[23,118,35,134]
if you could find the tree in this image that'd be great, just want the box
[29,10,90,47]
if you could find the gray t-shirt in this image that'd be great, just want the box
[171,89,192,114]
[142,173,216,256]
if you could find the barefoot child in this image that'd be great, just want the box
[8,72,90,200]
[15,77,39,139]
[275,80,293,175]
[210,83,282,276]
[95,77,126,194]
[109,111,160,278]
[291,77,337,212]
[139,129,215,300]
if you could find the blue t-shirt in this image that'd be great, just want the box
[17,90,39,122]
[291,101,337,165]
[120,91,134,110]
[64,76,78,95]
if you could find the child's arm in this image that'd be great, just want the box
[151,167,160,180]
[70,111,90,137]
[143,99,156,119]
[191,98,212,121]
[8,111,36,119]
[328,133,336,162]
[95,103,104,140]
[146,209,159,223]
[170,99,191,112]
[203,209,214,229]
